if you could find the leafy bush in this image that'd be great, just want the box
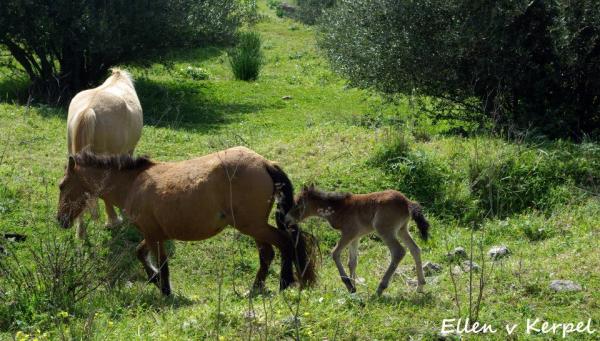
[296,0,336,24]
[182,66,210,81]
[229,32,263,81]
[469,141,600,217]
[0,0,240,104]
[0,235,105,329]
[319,0,600,139]
[371,138,477,222]
[371,136,600,222]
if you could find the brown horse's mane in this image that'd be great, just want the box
[73,151,154,171]
[305,186,351,202]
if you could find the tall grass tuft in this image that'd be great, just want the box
[229,31,263,81]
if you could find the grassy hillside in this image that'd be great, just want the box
[1,2,599,340]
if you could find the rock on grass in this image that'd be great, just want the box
[461,260,480,272]
[422,261,443,276]
[446,247,467,260]
[488,245,510,260]
[549,280,582,292]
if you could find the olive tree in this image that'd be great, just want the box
[0,0,240,104]
[319,0,600,139]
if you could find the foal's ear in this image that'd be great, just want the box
[67,156,76,172]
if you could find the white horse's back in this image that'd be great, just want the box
[66,68,143,237]
[67,68,143,154]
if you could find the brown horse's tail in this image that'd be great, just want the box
[409,202,430,241]
[265,163,318,286]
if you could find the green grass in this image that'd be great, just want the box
[1,2,599,340]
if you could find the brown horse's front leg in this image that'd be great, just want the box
[252,240,275,294]
[155,241,171,296]
[136,240,159,285]
[136,239,172,295]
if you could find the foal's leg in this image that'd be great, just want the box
[375,226,406,296]
[251,240,275,294]
[332,231,359,293]
[398,225,426,292]
[348,239,359,281]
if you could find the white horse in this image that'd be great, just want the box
[66,68,143,239]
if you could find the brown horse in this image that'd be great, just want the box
[56,147,317,295]
[67,68,143,239]
[285,185,429,295]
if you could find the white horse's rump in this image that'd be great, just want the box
[67,68,143,238]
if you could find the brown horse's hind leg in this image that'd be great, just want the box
[251,240,275,294]
[242,224,295,291]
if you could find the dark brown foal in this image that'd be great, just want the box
[286,185,430,295]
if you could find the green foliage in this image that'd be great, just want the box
[0,0,240,104]
[181,66,210,81]
[229,32,263,81]
[318,0,600,139]
[296,0,336,25]
[0,235,105,329]
[373,136,600,221]
[469,141,600,217]
[371,137,477,222]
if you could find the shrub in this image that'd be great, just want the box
[296,0,336,25]
[371,139,477,222]
[0,0,240,104]
[182,66,210,81]
[318,0,600,139]
[229,32,263,81]
[0,235,105,329]
[371,136,599,222]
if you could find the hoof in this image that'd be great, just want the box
[161,287,172,296]
[376,284,387,296]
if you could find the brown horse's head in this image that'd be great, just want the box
[56,156,91,228]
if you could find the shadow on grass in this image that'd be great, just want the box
[134,77,269,132]
[0,75,29,104]
[97,222,194,309]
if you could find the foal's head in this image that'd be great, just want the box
[286,185,350,224]
[56,156,92,228]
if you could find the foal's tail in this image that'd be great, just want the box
[70,108,96,153]
[409,202,430,241]
[265,163,318,286]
